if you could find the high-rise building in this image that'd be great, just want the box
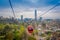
[21,15,23,21]
[39,17,42,22]
[35,9,37,21]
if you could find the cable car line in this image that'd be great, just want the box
[40,3,60,17]
[9,0,16,18]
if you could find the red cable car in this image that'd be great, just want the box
[27,25,34,33]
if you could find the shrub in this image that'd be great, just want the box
[28,36,36,40]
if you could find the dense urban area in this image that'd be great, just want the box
[0,15,60,40]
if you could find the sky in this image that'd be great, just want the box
[0,0,60,19]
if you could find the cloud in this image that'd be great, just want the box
[0,0,60,19]
[0,5,60,19]
[42,12,60,19]
[29,0,38,3]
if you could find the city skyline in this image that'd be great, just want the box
[0,0,60,19]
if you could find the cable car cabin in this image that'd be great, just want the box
[27,25,34,33]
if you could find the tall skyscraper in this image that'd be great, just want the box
[21,15,23,21]
[35,9,37,21]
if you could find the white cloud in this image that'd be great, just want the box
[29,0,38,3]
[0,5,60,19]
[0,8,13,17]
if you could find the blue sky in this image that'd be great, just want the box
[0,0,59,8]
[0,0,60,19]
